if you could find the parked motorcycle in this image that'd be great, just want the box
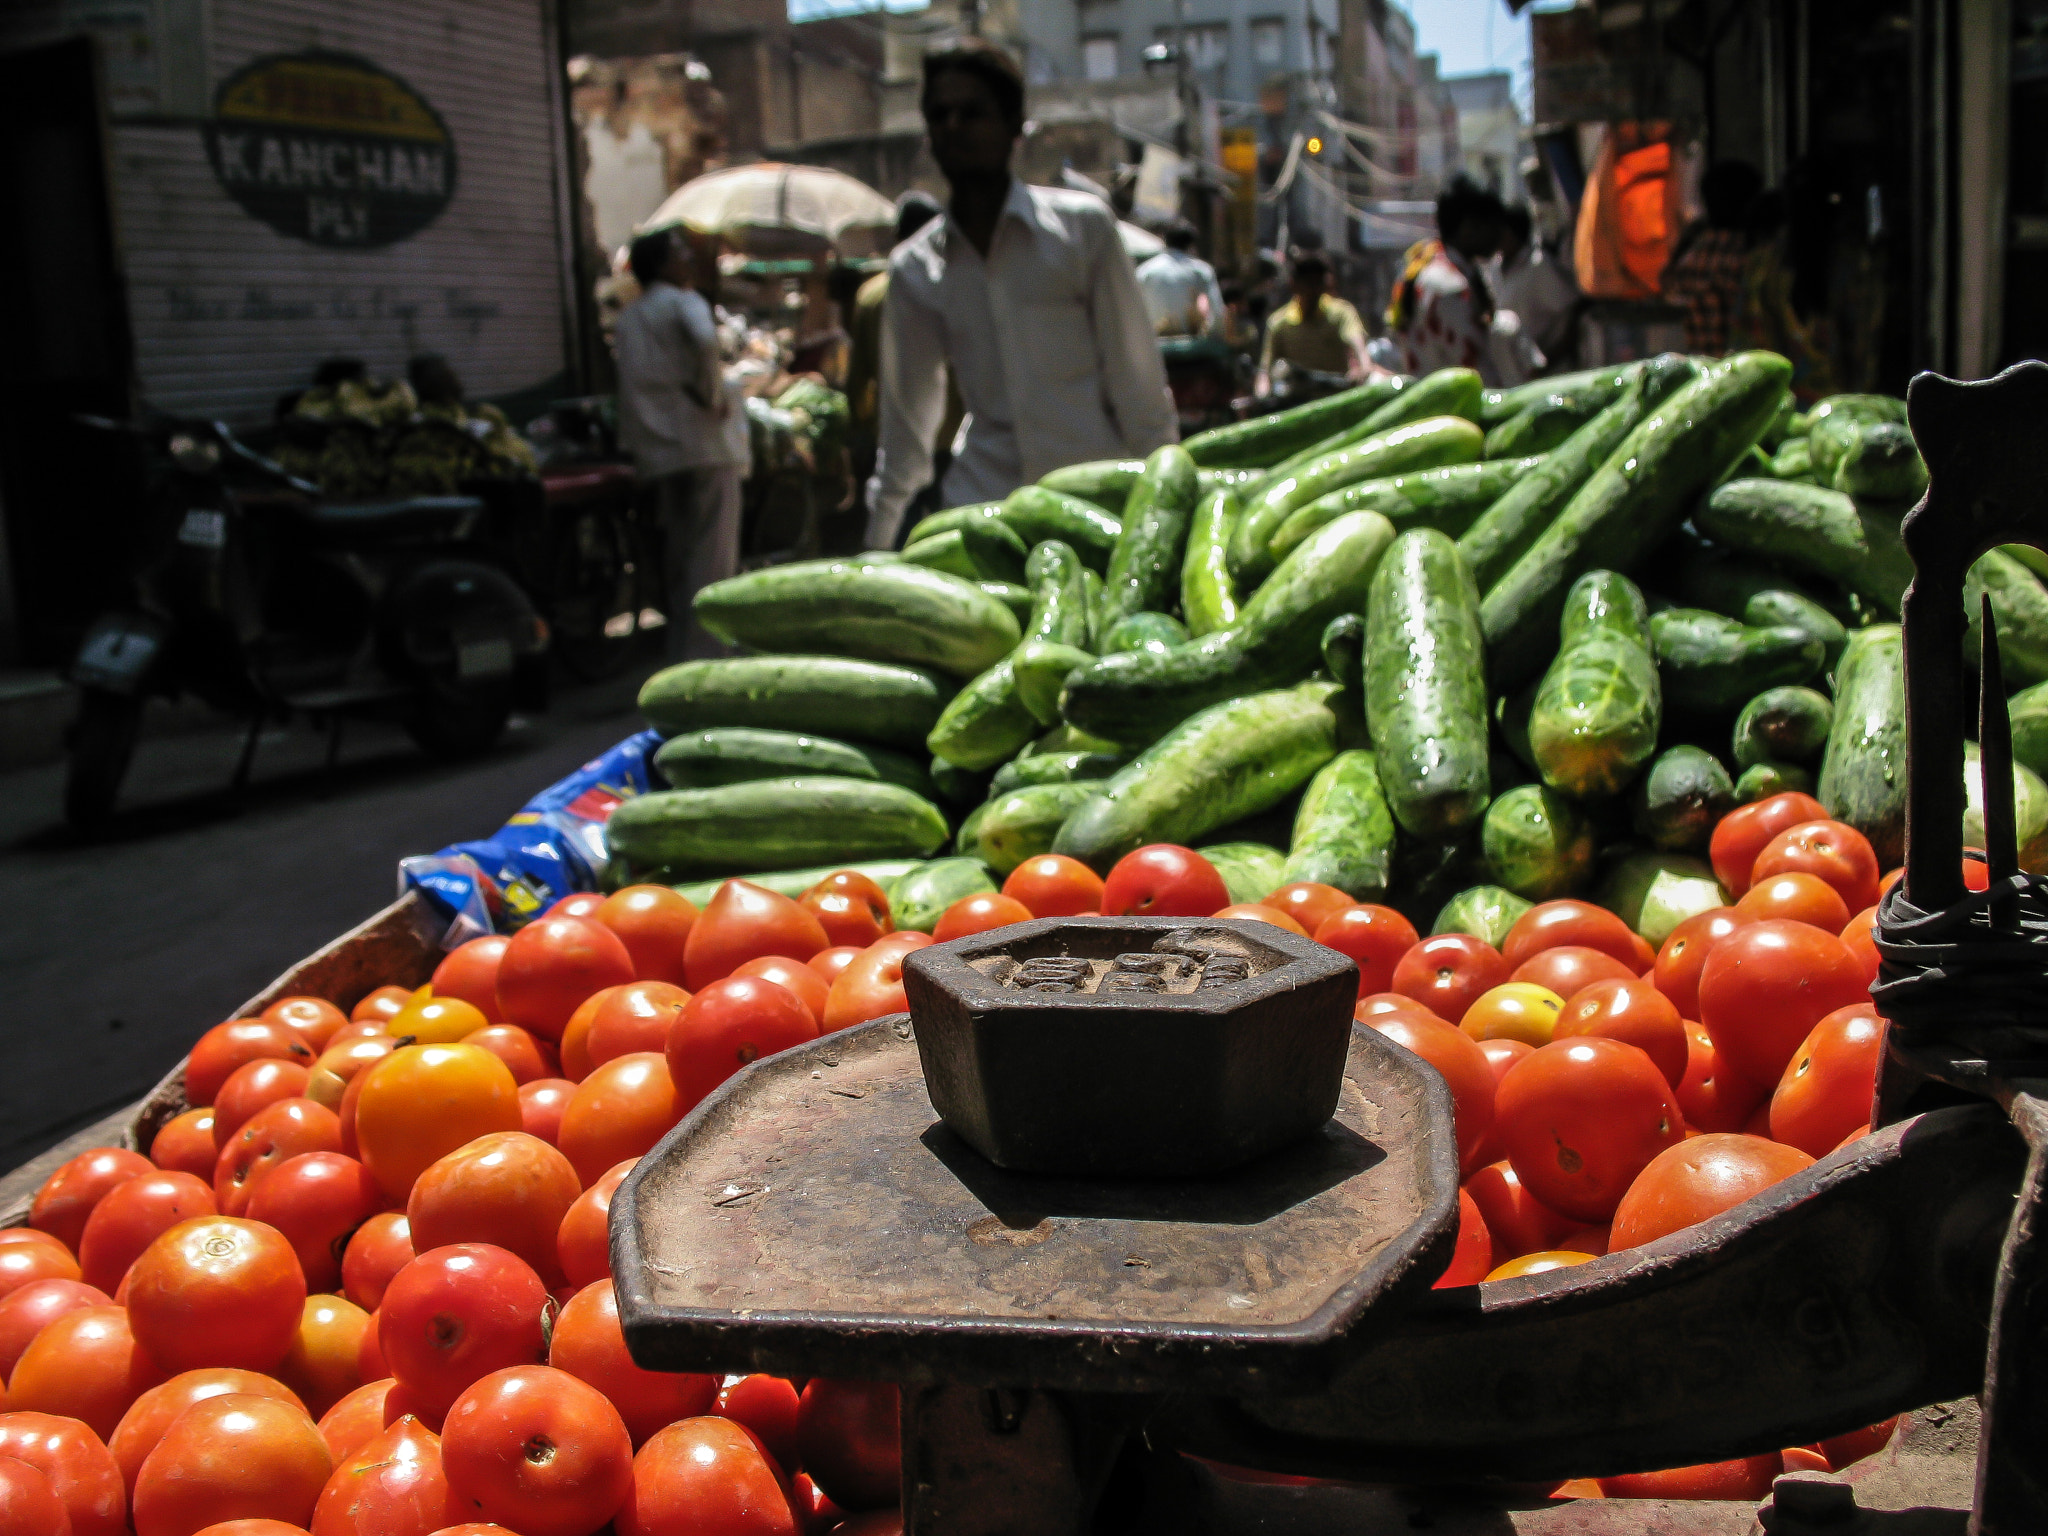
[65,415,549,826]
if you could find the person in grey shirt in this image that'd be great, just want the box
[1136,218,1227,338]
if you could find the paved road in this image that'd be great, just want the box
[0,670,659,1171]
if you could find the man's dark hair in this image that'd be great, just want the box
[1164,217,1198,251]
[629,227,676,288]
[408,354,464,406]
[1292,253,1330,281]
[1701,160,1764,229]
[896,190,944,244]
[1502,202,1533,247]
[922,38,1026,130]
[1436,174,1505,241]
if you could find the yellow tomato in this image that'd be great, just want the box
[389,994,490,1045]
[353,1043,521,1201]
[1460,982,1566,1046]
[1484,1249,1595,1282]
[276,1293,369,1418]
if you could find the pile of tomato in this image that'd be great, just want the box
[0,789,1909,1529]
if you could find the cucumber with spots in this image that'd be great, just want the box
[1282,749,1396,900]
[1198,841,1289,904]
[1732,687,1834,769]
[1179,376,1403,468]
[1269,455,1544,563]
[640,657,952,749]
[927,656,1038,771]
[1098,444,1200,629]
[1021,539,1091,648]
[1433,885,1533,946]
[974,782,1104,875]
[1526,569,1661,800]
[999,485,1122,570]
[1181,488,1241,637]
[1482,784,1595,901]
[1037,459,1144,512]
[1630,746,1736,852]
[606,777,950,876]
[891,856,999,933]
[1649,608,1824,714]
[1735,760,1815,802]
[1011,640,1094,725]
[670,858,922,908]
[905,501,1004,546]
[1695,478,1915,616]
[988,748,1126,795]
[1816,623,1907,867]
[653,728,933,796]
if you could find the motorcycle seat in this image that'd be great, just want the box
[292,495,484,545]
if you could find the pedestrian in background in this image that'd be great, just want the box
[865,38,1175,550]
[1257,251,1371,395]
[1664,160,1764,354]
[1136,218,1227,338]
[1494,202,1580,370]
[615,226,747,659]
[1385,176,1529,385]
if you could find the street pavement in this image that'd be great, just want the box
[0,667,659,1171]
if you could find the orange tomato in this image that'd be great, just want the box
[1508,945,1636,1002]
[1495,1039,1685,1223]
[1770,1003,1885,1158]
[7,1305,166,1438]
[31,1147,155,1252]
[276,1294,369,1421]
[820,933,935,1031]
[1433,1187,1493,1288]
[0,1279,110,1382]
[1364,1014,1495,1173]
[999,854,1105,919]
[732,956,830,1024]
[1389,934,1509,1024]
[1461,1160,1574,1260]
[441,1365,634,1536]
[1734,871,1852,932]
[212,1061,314,1151]
[1841,904,1880,986]
[1211,902,1310,936]
[556,1161,633,1292]
[1314,906,1419,997]
[246,1153,382,1296]
[460,1025,558,1086]
[1599,1454,1782,1500]
[305,1036,400,1114]
[1354,992,1447,1026]
[1500,900,1642,971]
[0,1409,128,1536]
[517,1080,575,1147]
[214,1100,343,1217]
[186,1022,315,1110]
[126,1218,307,1376]
[314,1379,392,1467]
[582,982,691,1071]
[130,1393,331,1536]
[430,936,510,1020]
[616,1417,800,1536]
[0,1234,81,1301]
[353,1046,523,1203]
[349,987,414,1027]
[112,1369,308,1496]
[682,881,830,990]
[1751,818,1882,914]
[1609,1133,1814,1251]
[339,1213,413,1313]
[1552,977,1687,1087]
[495,916,637,1043]
[309,1411,458,1535]
[594,885,701,987]
[78,1172,215,1294]
[557,1056,681,1187]
[388,997,491,1048]
[1708,790,1829,895]
[1816,1417,1897,1471]
[555,986,616,1085]
[1555,1223,1609,1256]
[1458,982,1564,1046]
[666,979,817,1117]
[150,1109,220,1180]
[800,871,895,948]
[1260,882,1353,936]
[1697,920,1871,1087]
[932,892,1036,942]
[407,1133,583,1289]
[1484,1250,1593,1282]
[262,998,349,1053]
[549,1281,716,1446]
[1651,908,1750,1021]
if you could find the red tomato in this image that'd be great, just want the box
[1354,991,1445,1024]
[809,946,862,986]
[1709,791,1829,895]
[933,892,1036,942]
[315,1380,392,1467]
[1599,1453,1782,1500]
[1960,853,1992,893]
[1314,906,1419,997]
[31,1147,155,1252]
[78,1172,215,1294]
[340,1213,413,1312]
[1495,1039,1685,1223]
[616,1417,800,1536]
[717,1375,801,1470]
[1751,819,1882,914]
[407,1132,582,1289]
[186,1022,315,1110]
[212,1062,315,1152]
[1841,905,1880,986]
[1734,871,1852,932]
[263,997,349,1053]
[1508,946,1636,1002]
[1770,1003,1885,1157]
[1500,900,1642,971]
[792,1471,846,1535]
[495,917,637,1044]
[0,1410,127,1536]
[1816,1417,1897,1471]
[549,1281,716,1446]
[732,956,830,1024]
[378,1245,548,1420]
[1697,920,1871,1087]
[820,933,935,1032]
[516,1080,576,1146]
[547,893,607,920]
[1555,1224,1609,1256]
[5,1306,165,1437]
[794,1379,900,1511]
[460,1026,557,1087]
[430,937,511,1021]
[440,1365,633,1536]
[555,987,614,1085]
[1099,845,1230,917]
[151,1110,221,1180]
[1467,1038,1534,1165]
[0,1235,81,1302]
[350,988,412,1027]
[0,1452,71,1535]
[683,881,830,990]
[1433,1187,1493,1288]
[214,1099,342,1216]
[583,981,692,1071]
[126,1217,307,1375]
[1389,934,1509,1024]
[111,1368,307,1496]
[357,1322,386,1390]
[1213,902,1309,935]
[667,977,818,1115]
[1000,854,1105,918]
[594,885,700,987]
[1461,1161,1574,1260]
[1260,882,1353,936]
[556,1161,634,1292]
[799,872,895,949]
[309,1410,457,1535]
[1675,1021,1770,1134]
[1551,978,1687,1087]
[0,1279,110,1381]
[1610,1133,1814,1251]
[1364,1014,1495,1174]
[246,1153,380,1295]
[131,1393,330,1535]
[1652,908,1750,1021]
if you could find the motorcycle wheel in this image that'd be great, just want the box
[548,503,646,682]
[65,689,143,827]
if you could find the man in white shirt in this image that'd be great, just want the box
[615,228,749,658]
[865,39,1177,549]
[1136,219,1227,338]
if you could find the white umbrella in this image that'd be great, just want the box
[640,163,896,253]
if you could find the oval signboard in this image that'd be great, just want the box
[204,51,457,248]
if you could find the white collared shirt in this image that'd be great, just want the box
[1135,247,1227,338]
[866,179,1177,545]
[615,283,747,477]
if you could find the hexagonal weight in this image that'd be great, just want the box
[903,917,1358,1177]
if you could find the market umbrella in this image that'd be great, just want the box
[640,163,896,255]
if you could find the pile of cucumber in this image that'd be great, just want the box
[607,358,2048,940]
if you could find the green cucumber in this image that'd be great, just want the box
[1026,721,1123,757]
[1482,784,1595,900]
[1432,885,1533,946]
[898,528,982,580]
[1649,609,1824,713]
[693,559,1020,678]
[1735,761,1815,802]
[1966,549,2048,688]
[1483,388,1613,459]
[1240,369,1489,514]
[1528,570,1661,800]
[1012,640,1095,725]
[1365,528,1491,838]
[1080,567,1106,651]
[1022,540,1090,648]
[1833,421,1927,501]
[1038,458,1145,511]
[974,782,1103,875]
[1482,352,1793,687]
[606,777,950,875]
[1817,624,1907,867]
[1181,489,1241,637]
[1198,467,1263,495]
[1771,438,1814,479]
[1744,590,1848,675]
[1061,510,1396,746]
[1696,479,1914,616]
[1496,683,1539,773]
[1964,740,2048,874]
[1459,353,1698,593]
[928,756,989,807]
[1480,365,1633,427]
[1809,397,1907,484]
[999,486,1122,571]
[1320,612,1365,687]
[640,656,951,749]
[1100,611,1189,656]
[1630,745,1736,852]
[1052,680,1345,869]
[1197,841,1290,904]
[954,797,994,855]
[1180,378,1403,468]
[979,581,1033,625]
[905,501,1004,546]
[1269,456,1544,562]
[669,858,922,908]
[1100,444,1200,627]
[988,749,1125,795]
[891,856,998,933]
[1595,853,1728,945]
[927,658,1038,770]
[1282,749,1396,899]
[652,728,933,796]
[2008,679,2048,782]
[1733,686,1834,769]
[960,517,1029,585]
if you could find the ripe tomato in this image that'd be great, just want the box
[1599,1453,1782,1500]
[357,1323,386,1390]
[1552,978,1687,1087]
[1496,1039,1685,1223]
[578,981,691,1072]
[7,1305,167,1438]
[800,871,895,948]
[1500,901,1641,971]
[548,893,607,920]
[617,1416,800,1536]
[459,1026,557,1086]
[0,1410,127,1536]
[407,1133,582,1289]
[1260,882,1353,936]
[594,885,700,987]
[378,1245,547,1420]
[667,978,817,1115]
[793,1471,846,1535]
[350,987,413,1027]
[1099,845,1229,917]
[1433,1187,1493,1288]
[112,1369,308,1494]
[1555,1223,1609,1256]
[1314,906,1419,997]
[1816,1417,1897,1471]
[1364,1014,1495,1173]
[1675,1022,1767,1134]
[131,1393,330,1536]
[32,1147,155,1252]
[1485,1250,1593,1281]
[933,892,1036,942]
[1461,1160,1573,1260]
[1651,908,1750,1021]
[795,1380,900,1511]
[717,1374,801,1470]
[1355,991,1441,1025]
[126,1217,307,1375]
[187,1022,315,1110]
[151,1110,220,1179]
[354,1045,523,1203]
[733,956,830,1023]
[0,1452,71,1534]
[1458,983,1564,1046]
[78,1172,215,1293]
[1841,905,1880,986]
[277,1297,366,1422]
[1610,1133,1814,1251]
[389,997,492,1048]
[1709,791,1829,895]
[820,933,935,1032]
[548,1282,716,1447]
[0,1279,110,1381]
[1734,871,1852,932]
[263,998,349,1053]
[1752,819,1882,914]
[441,1366,633,1536]
[683,881,830,990]
[0,1234,81,1301]
[517,1080,575,1147]
[306,1036,401,1114]
[246,1154,381,1296]
[212,1060,314,1150]
[1697,919,1871,1087]
[430,937,511,1020]
[1214,902,1311,935]
[215,1099,343,1217]
[554,987,613,1085]
[1509,946,1636,1002]
[1467,1038,1534,1164]
[315,1380,392,1467]
[1000,854,1105,918]
[496,917,636,1043]
[1390,934,1509,1023]
[556,1161,633,1292]
[809,946,862,986]
[340,1213,413,1312]
[309,1411,457,1535]
[1770,1003,1885,1157]
[557,1055,681,1187]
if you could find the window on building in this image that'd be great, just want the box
[1154,23,1229,72]
[1082,34,1120,80]
[1250,17,1285,67]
